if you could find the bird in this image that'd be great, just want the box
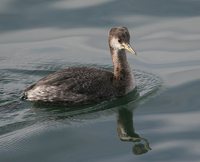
[22,27,137,106]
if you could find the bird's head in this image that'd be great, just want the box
[109,27,136,55]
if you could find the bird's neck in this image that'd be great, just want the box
[111,49,135,94]
[111,49,130,78]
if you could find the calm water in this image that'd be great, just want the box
[0,0,200,162]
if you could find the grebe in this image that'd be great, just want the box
[22,27,137,105]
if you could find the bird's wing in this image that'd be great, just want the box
[24,67,115,101]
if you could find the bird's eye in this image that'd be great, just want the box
[118,39,122,43]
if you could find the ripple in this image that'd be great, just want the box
[135,69,162,97]
[0,66,162,135]
[26,68,162,121]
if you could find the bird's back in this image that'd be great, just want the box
[23,67,116,105]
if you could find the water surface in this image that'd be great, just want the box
[0,0,200,162]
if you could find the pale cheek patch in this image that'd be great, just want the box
[110,37,122,50]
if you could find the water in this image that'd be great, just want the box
[0,0,200,161]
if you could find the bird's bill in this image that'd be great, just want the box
[122,43,137,55]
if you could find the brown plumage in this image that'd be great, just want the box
[22,27,137,106]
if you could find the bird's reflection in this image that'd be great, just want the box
[31,89,151,155]
[117,106,151,155]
